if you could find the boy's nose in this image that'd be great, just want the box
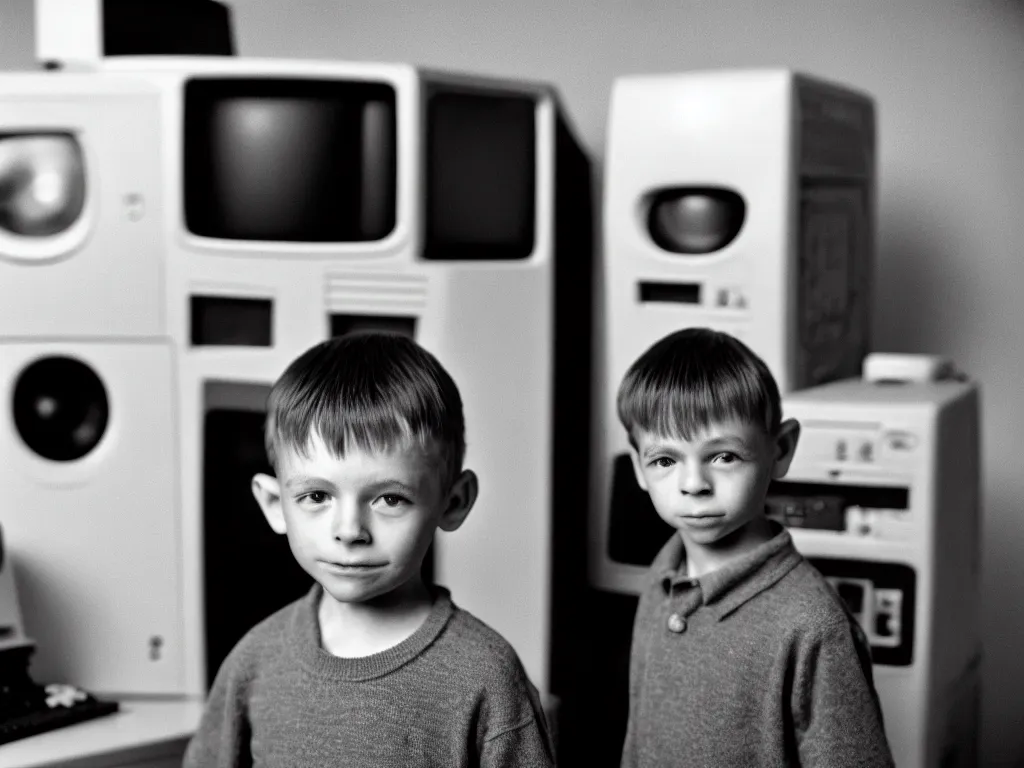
[678,464,711,495]
[331,503,370,544]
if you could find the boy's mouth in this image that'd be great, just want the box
[680,513,726,526]
[319,560,387,571]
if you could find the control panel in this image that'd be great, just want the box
[796,424,920,466]
[808,557,916,666]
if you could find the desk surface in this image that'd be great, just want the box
[0,699,204,768]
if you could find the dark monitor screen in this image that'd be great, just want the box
[424,89,536,260]
[184,78,396,242]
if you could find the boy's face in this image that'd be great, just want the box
[252,430,475,607]
[629,417,799,550]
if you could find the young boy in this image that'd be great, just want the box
[184,332,554,767]
[617,328,894,767]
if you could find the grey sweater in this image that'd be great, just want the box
[622,523,895,767]
[184,585,555,767]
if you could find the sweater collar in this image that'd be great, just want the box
[291,583,456,681]
[652,519,802,621]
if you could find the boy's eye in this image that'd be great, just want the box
[713,452,739,465]
[379,494,409,508]
[650,457,675,468]
[299,490,330,505]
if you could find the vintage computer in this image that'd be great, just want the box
[774,373,982,768]
[1,1,593,713]
[591,68,877,596]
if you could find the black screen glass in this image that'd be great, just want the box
[185,78,396,242]
[424,89,535,260]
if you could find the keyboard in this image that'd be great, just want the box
[0,694,119,745]
[0,644,119,745]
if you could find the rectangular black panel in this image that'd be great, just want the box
[202,383,312,688]
[191,295,272,347]
[768,480,909,511]
[329,314,416,339]
[102,0,234,56]
[638,281,702,305]
[423,88,535,260]
[545,114,597,765]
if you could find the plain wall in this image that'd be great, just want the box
[3,0,1022,764]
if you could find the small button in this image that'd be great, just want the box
[858,441,873,462]
[884,431,918,452]
[124,192,146,222]
[835,440,848,461]
[667,613,687,633]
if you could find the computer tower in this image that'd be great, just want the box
[592,68,876,595]
[774,378,982,768]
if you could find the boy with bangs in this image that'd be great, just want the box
[617,328,893,767]
[184,332,554,767]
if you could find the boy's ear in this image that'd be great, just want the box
[770,418,801,480]
[628,445,650,492]
[251,473,287,534]
[437,469,479,532]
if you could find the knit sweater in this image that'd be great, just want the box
[183,584,554,767]
[621,522,895,768]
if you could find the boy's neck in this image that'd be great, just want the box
[681,515,775,579]
[317,577,435,658]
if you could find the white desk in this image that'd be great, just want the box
[0,699,204,768]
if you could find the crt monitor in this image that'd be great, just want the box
[181,76,538,259]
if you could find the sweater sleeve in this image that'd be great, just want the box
[478,669,555,768]
[480,718,555,768]
[182,644,255,768]
[792,616,895,767]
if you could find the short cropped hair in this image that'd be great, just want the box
[264,332,466,485]
[617,327,781,445]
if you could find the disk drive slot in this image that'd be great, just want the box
[637,281,702,305]
[769,480,909,509]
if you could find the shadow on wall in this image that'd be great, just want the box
[871,198,984,359]
[0,0,35,71]
[980,483,1024,768]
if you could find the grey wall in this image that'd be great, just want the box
[3,0,1022,764]
[0,0,34,71]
